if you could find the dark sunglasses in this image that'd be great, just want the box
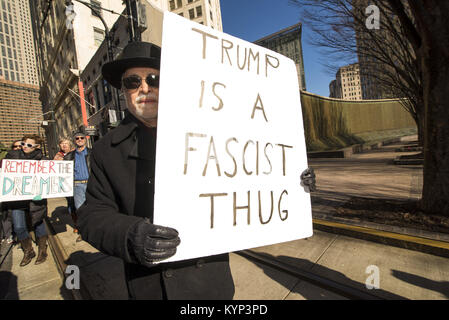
[75,137,85,140]
[21,142,38,148]
[122,74,159,90]
[13,144,21,149]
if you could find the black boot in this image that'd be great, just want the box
[19,238,36,267]
[35,235,48,265]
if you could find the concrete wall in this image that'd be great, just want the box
[300,91,417,151]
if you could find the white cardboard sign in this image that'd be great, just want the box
[0,159,74,202]
[154,12,313,262]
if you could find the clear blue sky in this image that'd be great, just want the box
[220,0,335,97]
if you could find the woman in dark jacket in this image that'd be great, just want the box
[5,134,49,266]
[0,140,21,244]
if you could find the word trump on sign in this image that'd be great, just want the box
[0,159,74,201]
[153,12,313,262]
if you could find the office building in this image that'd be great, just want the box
[0,0,39,85]
[329,79,340,99]
[168,0,222,30]
[0,0,43,148]
[254,22,307,91]
[353,0,411,100]
[330,63,362,101]
[30,0,126,156]
[0,78,43,148]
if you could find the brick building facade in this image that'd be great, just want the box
[0,77,43,150]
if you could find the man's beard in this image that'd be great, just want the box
[135,93,158,105]
[126,94,158,124]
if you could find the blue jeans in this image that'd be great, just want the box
[74,183,87,210]
[12,209,47,241]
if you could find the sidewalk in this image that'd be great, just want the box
[45,202,449,300]
[0,216,72,300]
[45,198,129,299]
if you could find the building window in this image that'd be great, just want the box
[189,9,195,19]
[93,27,105,46]
[177,0,182,8]
[90,0,102,17]
[103,79,112,104]
[169,0,175,10]
[196,6,202,17]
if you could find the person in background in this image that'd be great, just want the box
[54,137,76,221]
[53,137,74,160]
[4,135,49,266]
[11,140,22,151]
[0,140,22,245]
[64,132,91,242]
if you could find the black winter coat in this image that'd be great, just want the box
[4,149,48,226]
[77,113,235,300]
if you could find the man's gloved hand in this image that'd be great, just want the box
[300,168,316,193]
[127,218,180,267]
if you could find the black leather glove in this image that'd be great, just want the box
[127,218,181,266]
[300,168,316,193]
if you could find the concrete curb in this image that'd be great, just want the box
[312,218,449,259]
[312,212,449,242]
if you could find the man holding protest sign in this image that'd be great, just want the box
[4,134,49,266]
[78,35,316,299]
[77,41,236,300]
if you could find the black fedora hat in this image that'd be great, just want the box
[102,41,161,89]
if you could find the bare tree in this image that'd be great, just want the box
[393,1,449,215]
[291,0,449,215]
